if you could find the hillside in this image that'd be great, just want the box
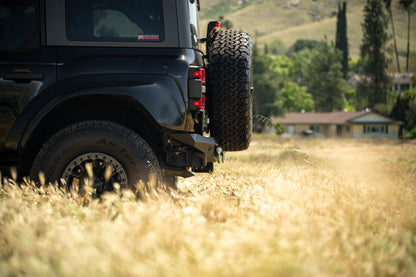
[199,0,415,62]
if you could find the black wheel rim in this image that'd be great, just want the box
[62,152,128,193]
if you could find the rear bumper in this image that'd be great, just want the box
[163,133,223,176]
[171,133,217,165]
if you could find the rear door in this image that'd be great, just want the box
[0,0,56,151]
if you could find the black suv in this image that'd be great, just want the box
[0,0,252,194]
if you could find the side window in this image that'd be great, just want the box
[0,0,40,50]
[66,0,165,42]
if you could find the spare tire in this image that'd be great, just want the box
[207,29,253,151]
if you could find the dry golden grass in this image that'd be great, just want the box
[1,137,416,276]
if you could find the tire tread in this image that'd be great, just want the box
[207,30,253,151]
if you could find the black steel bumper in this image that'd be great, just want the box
[164,133,224,176]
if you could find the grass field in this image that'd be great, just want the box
[1,137,416,276]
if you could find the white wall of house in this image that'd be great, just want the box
[287,125,295,135]
[352,124,400,139]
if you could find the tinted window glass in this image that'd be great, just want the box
[66,0,164,42]
[0,0,40,50]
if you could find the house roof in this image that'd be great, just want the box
[272,111,401,125]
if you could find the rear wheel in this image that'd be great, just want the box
[30,120,162,197]
[207,29,253,151]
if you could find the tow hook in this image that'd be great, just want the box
[215,146,225,163]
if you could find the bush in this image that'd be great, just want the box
[406,126,416,138]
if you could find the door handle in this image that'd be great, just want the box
[4,72,44,83]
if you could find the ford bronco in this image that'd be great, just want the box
[0,0,252,194]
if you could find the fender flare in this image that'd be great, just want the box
[7,74,188,151]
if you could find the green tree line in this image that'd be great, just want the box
[251,0,415,136]
[253,38,348,117]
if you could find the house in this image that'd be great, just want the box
[391,73,414,92]
[347,73,415,92]
[346,74,361,90]
[272,111,402,139]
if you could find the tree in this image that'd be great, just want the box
[286,39,325,57]
[399,0,414,72]
[335,1,349,79]
[268,39,286,55]
[252,49,315,117]
[269,55,293,80]
[391,89,416,137]
[290,49,314,85]
[383,0,401,72]
[358,0,391,110]
[304,41,347,112]
[252,48,283,117]
[279,81,314,112]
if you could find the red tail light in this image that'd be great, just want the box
[193,68,205,84]
[193,95,205,111]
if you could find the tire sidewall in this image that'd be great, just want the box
[31,121,160,190]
